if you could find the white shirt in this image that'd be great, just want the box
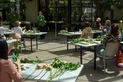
[12,26,25,35]
[0,26,9,36]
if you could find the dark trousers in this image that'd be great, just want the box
[38,25,46,39]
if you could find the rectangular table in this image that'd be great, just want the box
[4,31,47,51]
[58,32,81,50]
[22,63,84,82]
[23,32,47,51]
[59,31,102,50]
[70,40,101,70]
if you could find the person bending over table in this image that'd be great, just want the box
[97,23,120,68]
[0,38,23,82]
[80,22,92,38]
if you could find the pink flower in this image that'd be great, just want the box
[15,33,21,39]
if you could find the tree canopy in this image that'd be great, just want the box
[93,0,123,21]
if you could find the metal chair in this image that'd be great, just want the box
[97,42,119,72]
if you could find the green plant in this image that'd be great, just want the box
[7,13,21,28]
[119,20,123,33]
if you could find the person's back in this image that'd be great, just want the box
[0,39,23,82]
[0,59,22,82]
[12,21,25,35]
[12,26,24,35]
[80,22,92,38]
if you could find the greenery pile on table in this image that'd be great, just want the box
[59,30,69,34]
[71,35,104,44]
[23,58,81,81]
[20,56,42,63]
[71,38,92,44]
[96,35,104,41]
[12,56,42,70]
[25,30,40,33]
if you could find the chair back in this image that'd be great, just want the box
[83,32,94,39]
[105,42,119,56]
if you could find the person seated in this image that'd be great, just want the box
[80,22,92,38]
[0,37,23,82]
[99,20,111,35]
[12,21,26,41]
[97,23,120,68]
[0,22,8,39]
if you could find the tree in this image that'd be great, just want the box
[0,0,30,27]
[92,0,123,23]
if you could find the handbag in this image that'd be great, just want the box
[115,43,123,68]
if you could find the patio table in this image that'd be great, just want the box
[70,40,101,70]
[58,31,101,50]
[22,63,84,82]
[23,32,47,51]
[58,31,81,50]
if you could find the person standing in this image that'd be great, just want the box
[37,11,46,39]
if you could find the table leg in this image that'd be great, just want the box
[74,35,78,52]
[80,46,83,64]
[94,46,97,70]
[55,23,57,39]
[75,45,78,52]
[31,35,33,52]
[67,36,69,50]
[36,35,38,49]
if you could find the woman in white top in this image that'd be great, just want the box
[12,21,26,41]
[12,21,25,35]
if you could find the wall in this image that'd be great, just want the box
[25,0,38,23]
[114,6,123,20]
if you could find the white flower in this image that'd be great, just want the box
[96,17,101,22]
[120,20,123,23]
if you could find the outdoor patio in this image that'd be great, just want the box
[9,31,123,82]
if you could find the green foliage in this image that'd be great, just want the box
[51,58,81,70]
[71,38,86,44]
[93,0,123,19]
[20,56,42,63]
[7,13,21,27]
[14,42,19,57]
[0,0,30,28]
[96,35,104,41]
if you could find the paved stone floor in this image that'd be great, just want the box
[9,31,123,82]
